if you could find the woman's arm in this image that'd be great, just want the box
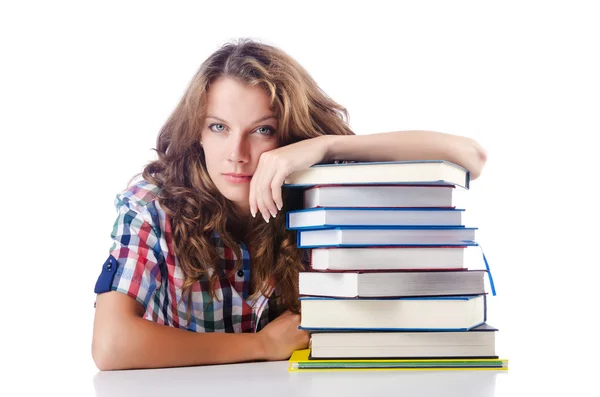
[323,130,487,180]
[249,130,487,221]
[92,292,308,370]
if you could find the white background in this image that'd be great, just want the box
[1,0,598,395]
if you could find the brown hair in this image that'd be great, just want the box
[141,38,354,316]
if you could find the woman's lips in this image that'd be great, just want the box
[223,174,253,184]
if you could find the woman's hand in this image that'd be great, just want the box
[257,310,310,361]
[249,136,331,222]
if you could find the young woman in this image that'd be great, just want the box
[92,38,487,370]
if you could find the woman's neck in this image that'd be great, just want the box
[226,209,252,243]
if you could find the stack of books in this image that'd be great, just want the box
[282,160,507,372]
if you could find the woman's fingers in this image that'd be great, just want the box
[252,160,278,222]
[270,169,287,212]
[250,152,293,222]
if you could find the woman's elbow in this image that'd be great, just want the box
[92,331,123,371]
[463,137,487,180]
[92,318,136,371]
[92,292,146,370]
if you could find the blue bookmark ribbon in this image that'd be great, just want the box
[462,241,497,296]
[478,244,496,296]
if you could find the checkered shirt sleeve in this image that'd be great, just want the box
[94,190,163,309]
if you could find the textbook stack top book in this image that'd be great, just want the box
[282,160,507,372]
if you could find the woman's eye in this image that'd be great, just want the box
[255,126,275,135]
[209,123,225,132]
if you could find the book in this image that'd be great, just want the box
[287,207,464,230]
[288,349,508,371]
[297,226,477,248]
[309,246,466,271]
[299,270,486,298]
[303,184,455,208]
[309,323,499,359]
[284,160,470,189]
[283,159,506,372]
[299,295,486,331]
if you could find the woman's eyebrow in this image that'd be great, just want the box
[206,115,277,124]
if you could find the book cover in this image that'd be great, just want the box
[286,207,465,230]
[283,160,470,189]
[298,270,487,298]
[302,184,456,209]
[288,349,508,372]
[308,323,499,359]
[299,295,487,331]
[308,246,467,271]
[297,226,478,248]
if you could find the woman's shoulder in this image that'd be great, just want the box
[114,177,163,215]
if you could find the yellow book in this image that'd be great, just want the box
[288,349,508,372]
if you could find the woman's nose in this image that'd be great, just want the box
[227,134,249,163]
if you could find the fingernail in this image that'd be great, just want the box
[251,211,256,218]
[270,210,277,218]
[277,204,282,211]
[263,214,270,223]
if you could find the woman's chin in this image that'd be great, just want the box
[223,194,250,213]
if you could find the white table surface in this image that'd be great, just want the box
[92,360,506,397]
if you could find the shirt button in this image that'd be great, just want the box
[237,270,244,278]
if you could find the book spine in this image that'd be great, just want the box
[483,294,487,323]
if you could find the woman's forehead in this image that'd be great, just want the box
[206,77,276,125]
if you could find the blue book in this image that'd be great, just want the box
[296,226,477,248]
[283,160,470,189]
[299,295,487,331]
[287,207,465,230]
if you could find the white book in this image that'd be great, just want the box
[309,246,465,271]
[298,270,486,298]
[309,324,498,359]
[284,160,470,188]
[297,227,477,248]
[287,208,463,229]
[299,295,486,330]
[304,184,454,208]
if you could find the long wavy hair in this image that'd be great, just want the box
[141,38,354,316]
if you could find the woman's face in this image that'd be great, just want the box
[201,76,279,214]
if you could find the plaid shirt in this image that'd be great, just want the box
[94,179,279,333]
